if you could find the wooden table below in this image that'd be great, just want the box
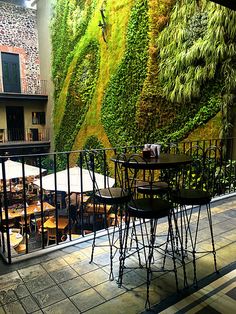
[43,217,68,230]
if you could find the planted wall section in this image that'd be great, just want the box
[51,0,236,152]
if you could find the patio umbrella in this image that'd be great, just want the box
[33,166,115,193]
[0,159,46,180]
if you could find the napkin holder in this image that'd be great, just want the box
[142,144,151,158]
[150,144,161,157]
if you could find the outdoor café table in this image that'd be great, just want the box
[1,202,55,220]
[8,230,23,248]
[111,155,193,258]
[1,230,23,257]
[111,153,192,170]
[43,216,68,231]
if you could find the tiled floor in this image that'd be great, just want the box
[160,268,236,313]
[0,196,236,313]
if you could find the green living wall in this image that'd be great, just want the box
[51,0,236,152]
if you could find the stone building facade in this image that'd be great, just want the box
[0,1,41,94]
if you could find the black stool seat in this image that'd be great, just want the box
[94,187,131,205]
[137,181,169,196]
[171,189,211,206]
[128,198,172,219]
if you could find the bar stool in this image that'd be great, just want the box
[118,155,179,310]
[85,152,131,280]
[170,146,220,286]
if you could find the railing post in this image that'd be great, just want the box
[1,157,11,263]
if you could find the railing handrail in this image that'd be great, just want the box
[0,128,50,143]
[0,76,47,95]
[1,137,236,263]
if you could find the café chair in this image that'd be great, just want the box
[119,154,180,310]
[19,215,32,234]
[14,233,29,254]
[1,218,15,231]
[84,151,131,281]
[47,227,57,246]
[15,243,26,254]
[170,146,220,286]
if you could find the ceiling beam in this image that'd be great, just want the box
[209,0,236,11]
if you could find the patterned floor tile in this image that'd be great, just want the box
[18,265,46,282]
[49,265,78,284]
[25,274,55,294]
[42,298,80,314]
[70,287,105,312]
[33,286,66,308]
[20,295,40,313]
[3,301,26,314]
[59,276,90,297]
[41,257,68,272]
[81,268,109,286]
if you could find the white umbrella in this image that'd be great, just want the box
[0,160,46,180]
[34,166,115,193]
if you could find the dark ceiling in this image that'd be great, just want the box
[210,0,236,10]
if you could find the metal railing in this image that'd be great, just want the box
[0,77,47,95]
[0,128,50,143]
[0,138,236,263]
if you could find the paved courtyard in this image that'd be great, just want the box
[0,195,236,313]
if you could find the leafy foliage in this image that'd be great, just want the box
[101,0,149,147]
[51,0,236,153]
[157,0,236,137]
[51,0,95,119]
[54,40,100,152]
[81,136,106,175]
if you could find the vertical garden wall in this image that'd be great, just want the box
[51,0,236,152]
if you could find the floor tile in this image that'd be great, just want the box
[42,298,80,314]
[84,289,144,314]
[226,286,236,300]
[41,258,67,272]
[21,295,40,313]
[18,265,46,282]
[49,265,78,284]
[14,284,30,299]
[94,279,126,300]
[4,301,26,313]
[34,286,66,308]
[70,259,99,276]
[0,289,17,305]
[59,276,90,297]
[25,274,55,294]
[0,271,23,290]
[70,288,105,312]
[81,268,109,286]
[62,251,87,264]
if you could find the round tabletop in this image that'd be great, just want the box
[9,232,23,248]
[111,153,192,170]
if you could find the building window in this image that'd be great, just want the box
[32,112,46,125]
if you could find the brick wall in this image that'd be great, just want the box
[0,1,40,93]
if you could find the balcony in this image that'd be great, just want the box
[0,140,236,312]
[0,128,50,155]
[0,128,50,143]
[0,77,48,101]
